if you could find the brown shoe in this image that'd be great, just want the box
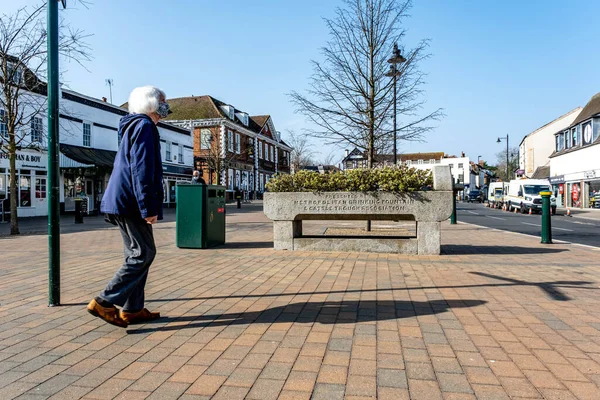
[87,299,128,328]
[120,308,160,324]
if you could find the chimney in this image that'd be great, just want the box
[102,97,107,102]
[345,149,349,157]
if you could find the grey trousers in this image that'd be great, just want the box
[99,215,156,312]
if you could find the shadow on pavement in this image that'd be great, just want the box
[469,272,587,301]
[126,299,486,334]
[217,241,274,249]
[442,245,568,255]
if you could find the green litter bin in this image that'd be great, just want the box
[176,184,226,248]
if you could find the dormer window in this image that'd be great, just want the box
[236,112,249,126]
[555,132,565,152]
[2,62,23,85]
[221,105,235,120]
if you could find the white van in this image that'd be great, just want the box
[506,179,556,214]
[487,182,508,208]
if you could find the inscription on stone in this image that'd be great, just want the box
[293,194,414,212]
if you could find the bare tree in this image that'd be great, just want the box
[195,128,251,187]
[285,130,316,173]
[290,0,443,168]
[495,146,519,182]
[319,150,338,166]
[0,3,91,234]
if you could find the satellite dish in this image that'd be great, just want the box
[60,0,67,8]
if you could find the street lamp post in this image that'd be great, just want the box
[497,135,509,180]
[48,0,67,306]
[385,43,406,165]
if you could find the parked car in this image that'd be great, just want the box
[467,190,482,203]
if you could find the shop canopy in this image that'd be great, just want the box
[60,144,116,168]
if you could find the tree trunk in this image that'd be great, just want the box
[9,138,19,235]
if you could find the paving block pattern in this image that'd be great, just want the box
[0,205,599,399]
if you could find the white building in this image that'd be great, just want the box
[0,66,193,218]
[549,92,600,209]
[519,107,581,178]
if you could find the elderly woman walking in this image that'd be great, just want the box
[87,86,169,328]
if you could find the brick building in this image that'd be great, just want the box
[164,96,292,198]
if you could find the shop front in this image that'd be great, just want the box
[59,144,116,215]
[549,175,565,208]
[0,149,48,218]
[162,163,193,208]
[584,170,600,208]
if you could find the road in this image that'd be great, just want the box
[456,202,600,248]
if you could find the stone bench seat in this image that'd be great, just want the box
[263,166,453,255]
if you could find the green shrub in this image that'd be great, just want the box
[266,166,433,193]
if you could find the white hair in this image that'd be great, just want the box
[128,86,166,115]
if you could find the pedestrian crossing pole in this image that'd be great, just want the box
[48,0,65,306]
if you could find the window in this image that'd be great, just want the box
[458,174,464,183]
[556,133,564,151]
[270,145,274,162]
[418,159,424,164]
[35,177,47,199]
[259,141,263,159]
[178,145,183,164]
[30,117,43,143]
[228,131,234,152]
[430,159,435,164]
[0,109,7,139]
[583,122,593,145]
[235,133,241,154]
[458,163,463,169]
[83,123,91,147]
[166,142,172,160]
[406,160,412,166]
[572,127,578,147]
[248,138,254,158]
[19,174,31,207]
[200,129,211,149]
[2,62,23,85]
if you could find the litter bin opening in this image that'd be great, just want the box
[208,189,217,198]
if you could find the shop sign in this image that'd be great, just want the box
[162,164,193,176]
[549,175,565,184]
[0,151,46,169]
[584,170,597,179]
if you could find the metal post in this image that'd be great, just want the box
[540,191,552,244]
[450,191,457,224]
[392,71,397,165]
[505,134,509,181]
[47,0,61,306]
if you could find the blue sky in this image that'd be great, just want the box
[6,0,600,165]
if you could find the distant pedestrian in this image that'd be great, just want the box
[87,86,169,328]
[191,170,206,185]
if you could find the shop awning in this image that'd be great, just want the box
[60,143,116,168]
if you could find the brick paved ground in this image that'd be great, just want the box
[1,204,600,399]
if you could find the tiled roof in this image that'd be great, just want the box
[531,166,550,179]
[250,115,269,128]
[571,92,600,127]
[163,96,223,120]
